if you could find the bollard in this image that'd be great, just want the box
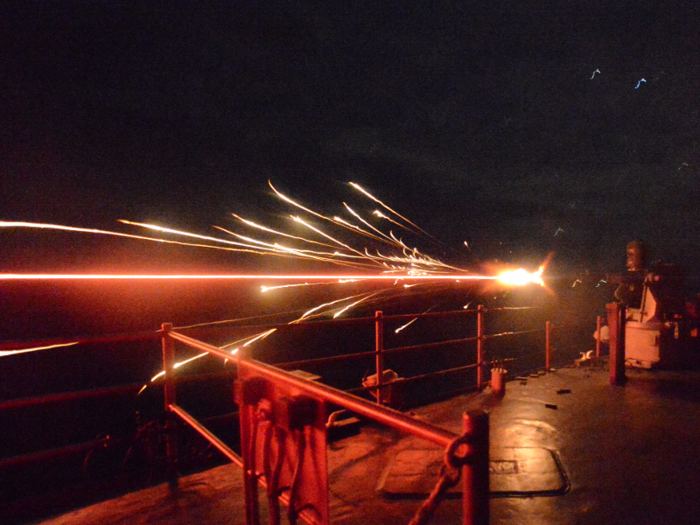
[490,367,507,396]
[607,303,627,385]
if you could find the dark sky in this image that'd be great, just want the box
[2,1,700,278]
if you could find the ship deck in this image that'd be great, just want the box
[37,362,700,525]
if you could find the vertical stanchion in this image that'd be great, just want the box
[161,322,178,484]
[375,311,384,404]
[607,303,627,385]
[545,321,552,371]
[462,411,489,525]
[595,315,602,359]
[476,305,485,390]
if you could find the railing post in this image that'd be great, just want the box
[595,315,602,359]
[545,321,552,371]
[462,411,489,525]
[375,311,384,404]
[476,305,485,390]
[607,303,627,385]
[161,322,178,483]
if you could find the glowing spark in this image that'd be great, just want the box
[635,78,646,89]
[291,216,368,259]
[0,341,78,357]
[176,352,208,368]
[298,295,359,320]
[395,317,417,333]
[372,210,413,234]
[590,69,600,79]
[262,283,308,292]
[332,215,385,244]
[554,227,564,236]
[268,181,343,228]
[118,219,259,251]
[572,279,582,287]
[350,182,434,239]
[228,214,335,249]
[243,329,276,346]
[333,292,380,318]
[464,240,470,250]
[0,221,252,254]
[343,203,396,244]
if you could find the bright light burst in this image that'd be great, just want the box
[496,266,545,287]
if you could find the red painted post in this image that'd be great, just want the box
[545,321,552,371]
[462,411,489,525]
[161,322,178,483]
[607,303,627,385]
[477,305,485,390]
[235,372,261,525]
[375,311,384,404]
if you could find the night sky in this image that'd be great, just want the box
[2,1,700,279]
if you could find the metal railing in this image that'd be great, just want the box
[162,325,489,525]
[1,304,556,524]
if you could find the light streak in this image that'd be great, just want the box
[350,182,426,235]
[590,69,601,79]
[0,221,284,257]
[373,210,413,233]
[229,214,335,249]
[395,318,417,333]
[296,293,369,321]
[149,352,209,382]
[0,273,495,280]
[635,78,646,89]
[0,341,78,357]
[242,328,276,346]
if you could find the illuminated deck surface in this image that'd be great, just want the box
[39,365,700,525]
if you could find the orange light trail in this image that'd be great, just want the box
[0,273,497,281]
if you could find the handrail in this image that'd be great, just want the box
[168,403,243,467]
[168,330,458,448]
